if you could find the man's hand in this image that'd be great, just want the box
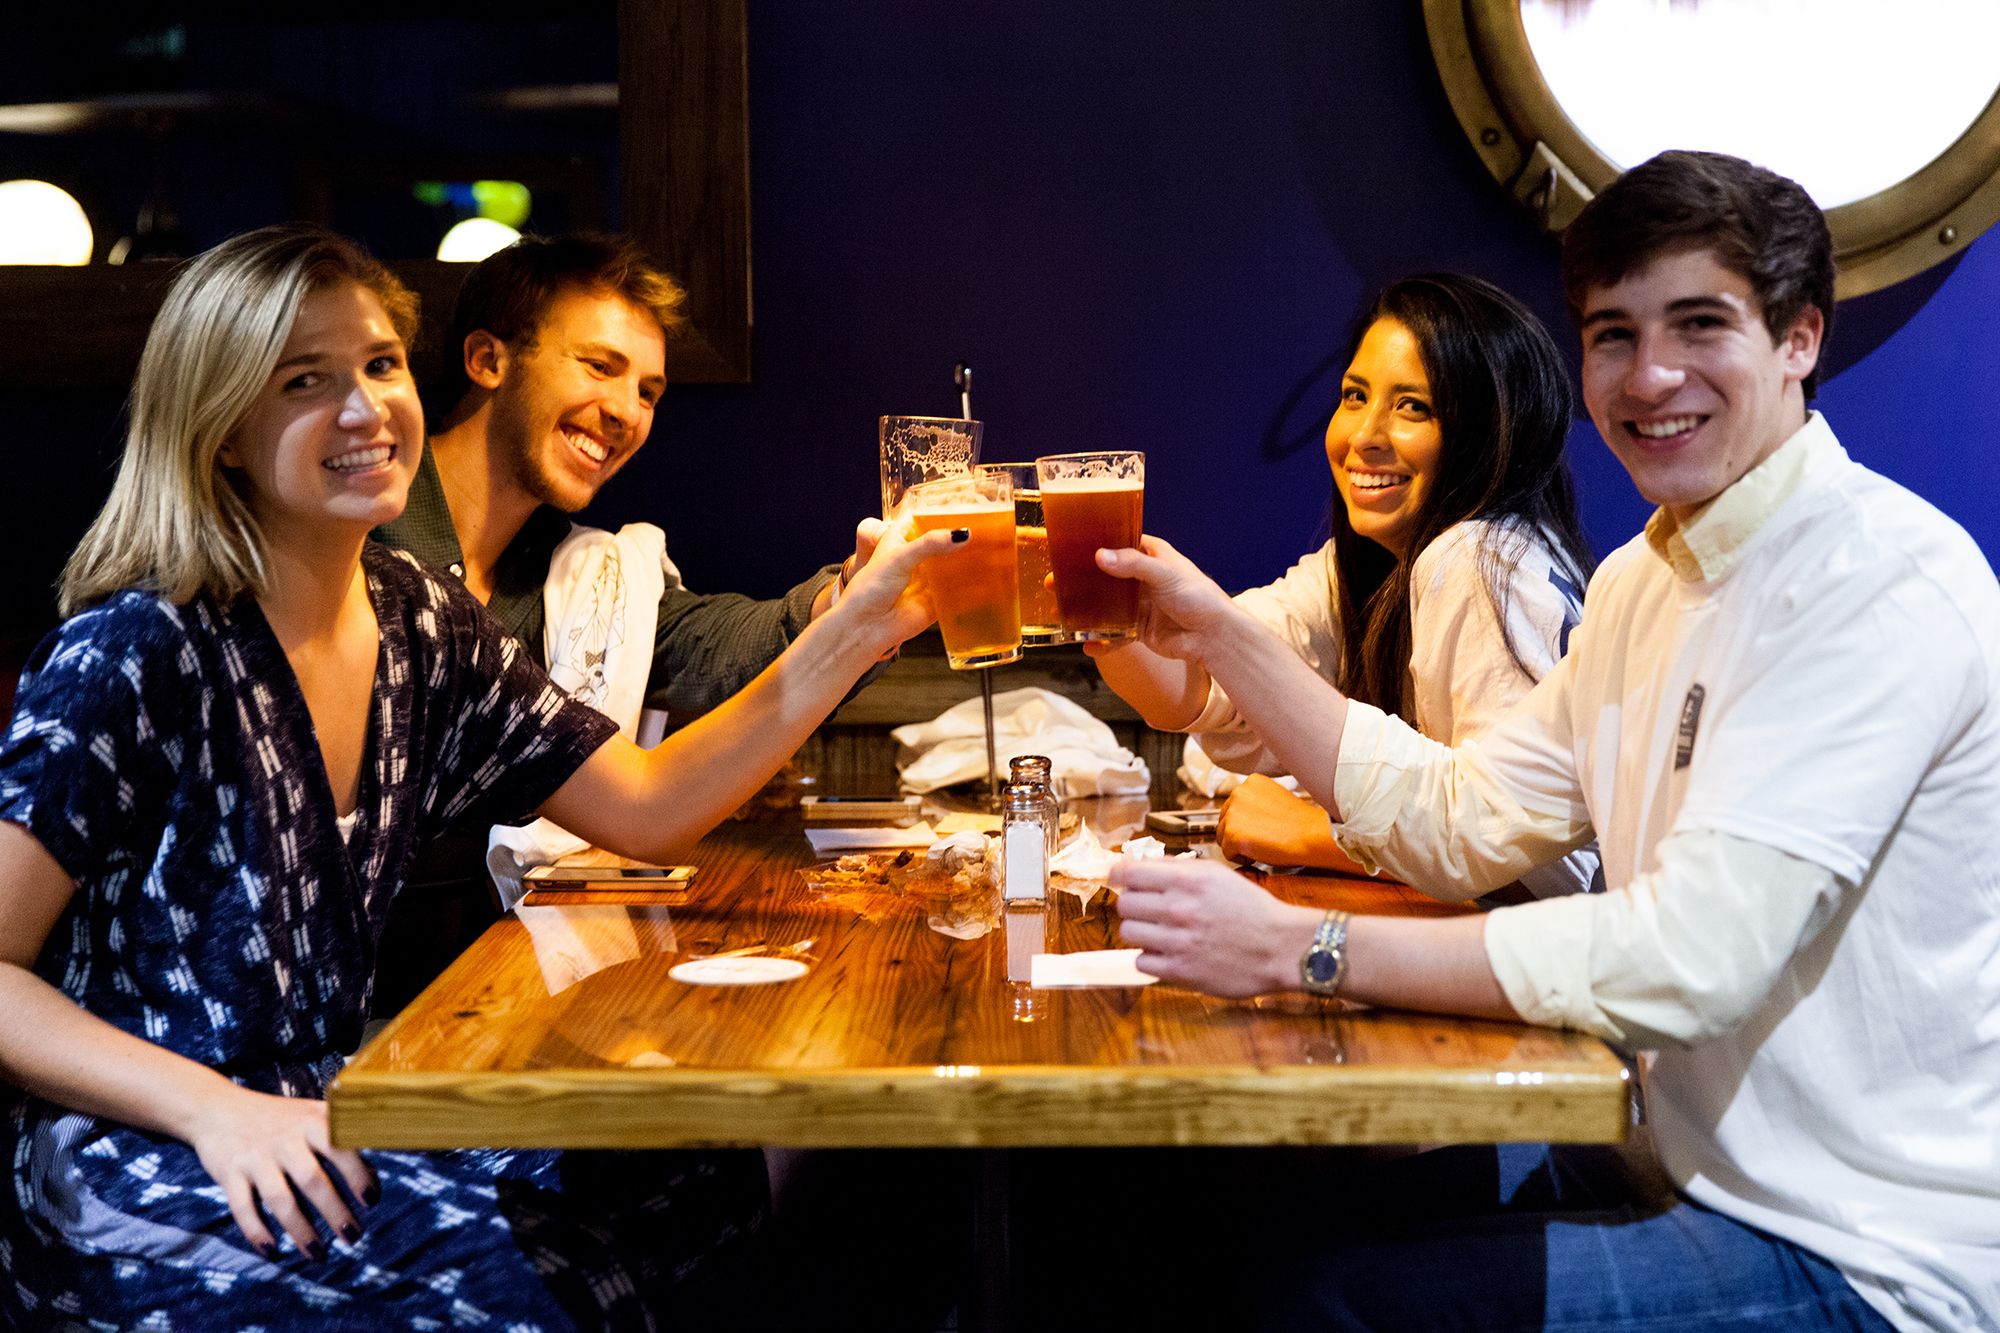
[1087,535,1242,663]
[1112,856,1320,997]
[1217,775,1373,876]
[186,1086,376,1260]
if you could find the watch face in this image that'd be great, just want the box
[1305,950,1340,985]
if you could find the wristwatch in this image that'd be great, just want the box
[1300,909,1350,996]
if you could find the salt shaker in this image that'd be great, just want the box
[1000,781,1050,904]
[1008,754,1061,857]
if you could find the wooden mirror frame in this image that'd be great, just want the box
[1424,0,2000,298]
[0,0,751,391]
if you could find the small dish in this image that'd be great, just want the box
[668,957,809,986]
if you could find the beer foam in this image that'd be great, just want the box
[910,501,1013,518]
[1037,476,1143,494]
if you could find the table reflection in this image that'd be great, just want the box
[517,902,679,995]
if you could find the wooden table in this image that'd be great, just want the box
[330,803,1628,1151]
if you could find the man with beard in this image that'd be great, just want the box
[372,233,862,1002]
[376,234,965,1333]
[384,233,853,727]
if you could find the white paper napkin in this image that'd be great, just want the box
[1048,823,1115,880]
[893,688,1150,796]
[803,822,937,855]
[1031,948,1159,988]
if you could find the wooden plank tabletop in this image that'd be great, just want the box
[331,806,1628,1151]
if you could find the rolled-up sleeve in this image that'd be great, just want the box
[1484,831,1842,1047]
[1188,546,1342,775]
[1329,698,1592,901]
[1333,700,1846,1048]
[647,568,837,717]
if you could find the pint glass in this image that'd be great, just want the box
[979,462,1067,646]
[905,471,1023,669]
[880,415,983,518]
[1035,451,1144,642]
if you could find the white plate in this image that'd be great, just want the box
[668,957,810,986]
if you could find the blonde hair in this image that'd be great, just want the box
[59,225,418,615]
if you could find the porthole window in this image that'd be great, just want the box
[1425,0,2000,297]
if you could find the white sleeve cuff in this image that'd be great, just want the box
[1484,831,1842,1048]
[1184,675,1244,737]
[1329,701,1591,901]
[1483,894,1621,1040]
[1330,701,1428,837]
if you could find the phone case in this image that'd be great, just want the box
[800,795,922,822]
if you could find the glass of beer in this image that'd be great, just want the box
[979,462,1068,647]
[880,415,983,519]
[1035,451,1144,642]
[904,471,1022,669]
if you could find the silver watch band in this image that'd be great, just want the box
[1300,908,1350,996]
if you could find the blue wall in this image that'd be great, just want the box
[590,1,1998,602]
[4,3,1995,633]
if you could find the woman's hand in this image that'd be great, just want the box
[1111,856,1320,998]
[1089,535,1242,663]
[828,517,962,652]
[1217,775,1372,875]
[185,1086,376,1260]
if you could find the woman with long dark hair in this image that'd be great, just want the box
[1096,273,1599,897]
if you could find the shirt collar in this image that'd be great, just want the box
[1642,411,1842,582]
[372,441,464,570]
[371,439,572,648]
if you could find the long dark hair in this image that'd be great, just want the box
[1330,274,1596,721]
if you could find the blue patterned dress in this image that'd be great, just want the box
[0,545,766,1331]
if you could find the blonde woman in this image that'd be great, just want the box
[0,225,953,1326]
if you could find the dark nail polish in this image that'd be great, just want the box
[362,1185,380,1206]
[308,1241,327,1262]
[341,1222,361,1243]
[950,528,970,543]
[259,1242,279,1261]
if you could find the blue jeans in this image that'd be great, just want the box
[1252,1142,1895,1332]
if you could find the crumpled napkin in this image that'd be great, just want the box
[893,688,1150,797]
[1047,824,1115,910]
[926,829,991,868]
[1048,822,1116,881]
[1047,827,1202,909]
[1177,736,1302,799]
[488,824,591,912]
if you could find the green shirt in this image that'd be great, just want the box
[374,445,835,718]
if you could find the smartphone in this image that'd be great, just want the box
[1143,809,1221,837]
[800,794,921,822]
[523,864,698,887]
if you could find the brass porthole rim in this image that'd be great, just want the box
[1424,0,2000,299]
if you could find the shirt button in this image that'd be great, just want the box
[449,562,465,578]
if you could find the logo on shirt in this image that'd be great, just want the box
[1674,684,1706,770]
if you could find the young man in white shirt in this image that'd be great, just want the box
[1102,151,1998,1331]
